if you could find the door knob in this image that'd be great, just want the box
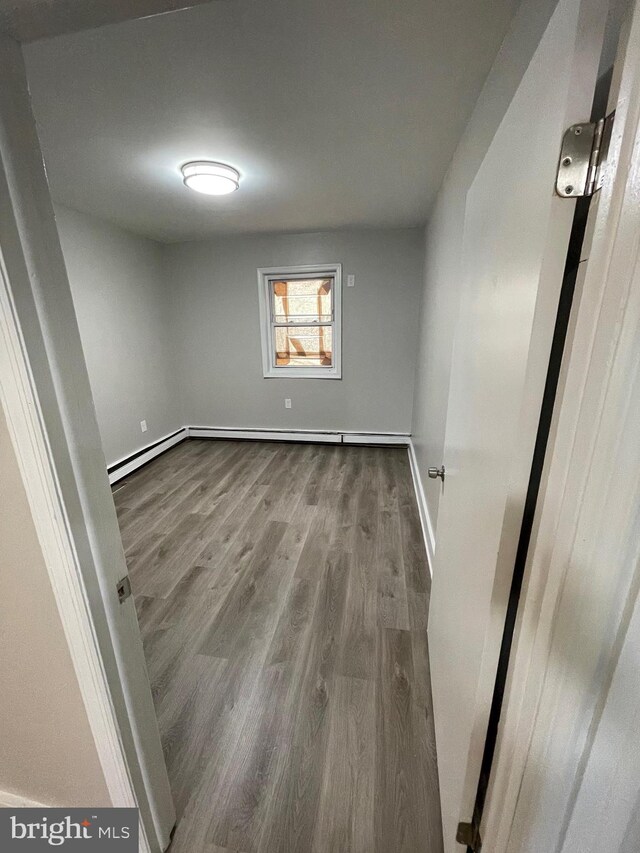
[428,466,445,481]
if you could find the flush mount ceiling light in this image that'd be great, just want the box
[181,161,240,195]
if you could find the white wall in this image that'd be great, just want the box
[411,0,561,531]
[0,404,110,807]
[55,205,181,466]
[165,229,424,434]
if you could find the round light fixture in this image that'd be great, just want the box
[181,161,240,195]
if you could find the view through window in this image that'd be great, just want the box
[271,278,334,367]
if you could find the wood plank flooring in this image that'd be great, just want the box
[113,439,443,853]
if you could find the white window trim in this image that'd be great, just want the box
[257,263,342,379]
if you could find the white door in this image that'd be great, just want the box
[427,0,608,850]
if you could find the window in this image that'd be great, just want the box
[257,264,342,378]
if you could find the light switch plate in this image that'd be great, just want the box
[140,419,148,432]
[347,274,355,287]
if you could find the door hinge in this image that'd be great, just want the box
[116,575,132,604]
[556,111,615,198]
[457,821,482,851]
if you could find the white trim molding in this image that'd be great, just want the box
[0,33,173,852]
[0,218,150,847]
[408,440,436,575]
[257,263,342,379]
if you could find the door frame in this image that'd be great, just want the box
[3,3,640,853]
[0,31,174,852]
[483,0,640,848]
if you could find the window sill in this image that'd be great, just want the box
[263,368,342,380]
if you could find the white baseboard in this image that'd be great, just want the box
[108,427,188,484]
[188,426,410,446]
[408,440,436,576]
[0,790,49,808]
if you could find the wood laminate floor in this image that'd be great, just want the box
[114,439,443,853]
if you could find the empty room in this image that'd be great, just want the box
[1,0,640,852]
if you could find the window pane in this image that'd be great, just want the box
[274,325,333,367]
[271,278,333,324]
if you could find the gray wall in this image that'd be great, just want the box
[55,205,181,466]
[0,404,110,807]
[165,229,424,434]
[56,213,423,465]
[411,0,561,531]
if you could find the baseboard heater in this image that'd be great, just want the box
[188,426,410,446]
[108,426,410,485]
[107,427,189,484]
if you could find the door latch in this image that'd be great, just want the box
[428,465,445,481]
[457,821,482,851]
[116,575,132,604]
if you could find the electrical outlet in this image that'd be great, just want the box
[285,398,292,409]
[140,419,148,433]
[347,274,355,287]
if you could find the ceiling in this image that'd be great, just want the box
[0,0,214,41]
[24,0,520,243]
